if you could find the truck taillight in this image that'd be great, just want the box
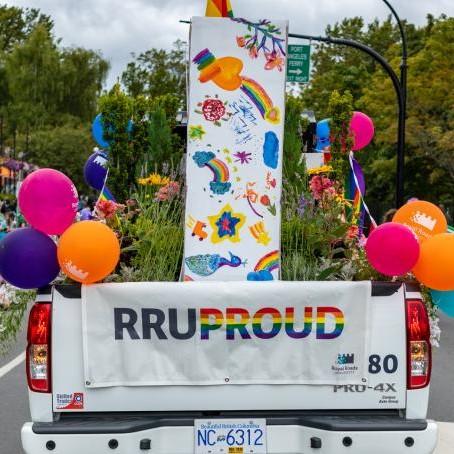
[26,303,52,393]
[406,299,431,389]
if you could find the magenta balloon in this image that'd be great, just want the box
[365,222,420,277]
[350,111,375,151]
[18,169,78,235]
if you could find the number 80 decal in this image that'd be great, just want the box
[368,354,398,374]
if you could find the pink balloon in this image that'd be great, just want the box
[365,222,420,277]
[350,111,374,151]
[18,169,78,235]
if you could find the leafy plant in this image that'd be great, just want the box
[0,286,35,356]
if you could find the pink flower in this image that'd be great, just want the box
[249,46,258,59]
[155,181,180,202]
[96,200,122,219]
[264,51,284,71]
[309,175,336,201]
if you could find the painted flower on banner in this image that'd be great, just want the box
[208,204,246,244]
[264,51,285,72]
[232,18,286,71]
[195,95,232,126]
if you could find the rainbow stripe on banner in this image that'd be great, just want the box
[205,0,234,17]
[317,307,344,340]
[254,250,280,273]
[200,306,345,341]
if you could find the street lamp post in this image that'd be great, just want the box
[382,0,408,207]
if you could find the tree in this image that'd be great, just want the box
[301,15,454,220]
[27,125,94,190]
[121,40,187,106]
[0,4,53,53]
[59,47,109,122]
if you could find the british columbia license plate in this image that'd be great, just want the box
[194,419,267,454]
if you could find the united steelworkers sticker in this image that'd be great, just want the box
[56,392,84,410]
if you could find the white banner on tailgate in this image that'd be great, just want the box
[82,281,371,388]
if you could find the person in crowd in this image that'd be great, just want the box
[381,208,397,224]
[80,199,95,221]
[0,213,8,240]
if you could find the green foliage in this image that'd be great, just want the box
[121,40,187,106]
[99,85,183,200]
[99,84,134,201]
[0,4,53,53]
[123,195,184,282]
[25,124,94,189]
[281,185,351,281]
[0,287,35,356]
[327,90,353,178]
[0,4,108,194]
[283,96,306,192]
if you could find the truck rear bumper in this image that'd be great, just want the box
[22,413,439,454]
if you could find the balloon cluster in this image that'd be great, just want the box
[315,111,375,152]
[0,168,120,289]
[365,200,454,316]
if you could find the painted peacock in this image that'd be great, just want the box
[185,252,243,277]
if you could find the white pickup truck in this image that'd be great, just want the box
[20,280,437,454]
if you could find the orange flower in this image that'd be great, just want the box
[236,36,246,48]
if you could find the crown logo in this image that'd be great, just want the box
[64,260,88,280]
[337,353,354,365]
[412,211,436,231]
[93,155,108,168]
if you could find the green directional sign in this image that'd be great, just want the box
[286,44,311,83]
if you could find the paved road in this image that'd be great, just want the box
[1,312,453,454]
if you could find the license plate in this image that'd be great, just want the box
[194,419,267,454]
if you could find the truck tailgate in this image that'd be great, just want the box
[51,283,407,413]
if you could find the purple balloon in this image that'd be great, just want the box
[0,228,60,289]
[84,151,108,191]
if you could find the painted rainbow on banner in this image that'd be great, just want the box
[254,250,280,273]
[208,158,229,184]
[240,76,273,118]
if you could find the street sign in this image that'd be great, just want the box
[286,44,311,83]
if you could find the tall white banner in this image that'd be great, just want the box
[183,17,288,281]
[82,281,371,388]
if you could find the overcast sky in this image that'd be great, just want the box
[5,0,454,87]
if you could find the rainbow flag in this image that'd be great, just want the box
[205,0,234,17]
[98,186,116,203]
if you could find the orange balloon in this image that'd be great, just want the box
[392,200,447,242]
[412,233,454,291]
[58,221,120,284]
